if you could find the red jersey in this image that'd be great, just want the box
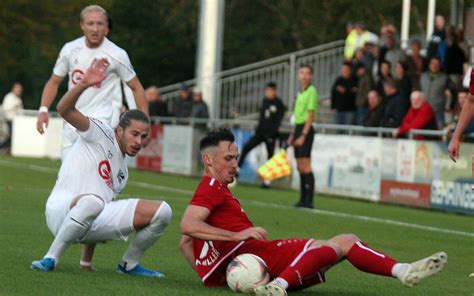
[190,176,253,285]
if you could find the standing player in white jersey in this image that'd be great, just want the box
[31,59,171,277]
[36,5,149,160]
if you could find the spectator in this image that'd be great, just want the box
[363,89,384,127]
[420,57,449,128]
[446,89,474,135]
[427,15,446,61]
[173,83,193,119]
[381,78,408,128]
[2,82,23,121]
[190,88,209,119]
[384,36,406,77]
[395,62,412,103]
[1,82,23,149]
[146,86,169,117]
[405,40,427,91]
[355,63,374,125]
[237,82,286,188]
[444,32,466,88]
[392,91,438,139]
[344,22,362,61]
[331,62,358,125]
[379,22,398,61]
[376,61,392,98]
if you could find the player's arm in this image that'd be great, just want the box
[448,70,474,160]
[126,77,149,115]
[57,58,109,132]
[181,205,267,241]
[448,96,474,160]
[179,235,195,270]
[36,74,65,134]
[293,111,314,147]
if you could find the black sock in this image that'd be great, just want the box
[298,173,307,204]
[303,172,315,207]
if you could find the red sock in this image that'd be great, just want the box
[346,241,397,276]
[278,245,338,289]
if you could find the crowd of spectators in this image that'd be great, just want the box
[146,82,209,123]
[335,15,472,139]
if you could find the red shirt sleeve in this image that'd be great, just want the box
[190,181,223,212]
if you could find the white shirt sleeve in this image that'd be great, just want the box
[53,44,70,77]
[78,117,115,144]
[463,66,472,89]
[116,50,136,83]
[123,83,137,109]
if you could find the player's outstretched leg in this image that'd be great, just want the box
[117,201,172,278]
[337,234,447,287]
[31,195,104,271]
[399,252,447,287]
[255,240,340,295]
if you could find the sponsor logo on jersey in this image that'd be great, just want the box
[98,160,113,189]
[195,241,220,266]
[71,69,103,88]
[117,169,125,184]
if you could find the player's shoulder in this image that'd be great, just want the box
[102,38,129,58]
[195,176,225,196]
[88,117,115,141]
[60,36,85,53]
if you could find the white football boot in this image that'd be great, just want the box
[254,283,287,296]
[400,251,447,287]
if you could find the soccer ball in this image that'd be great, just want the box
[226,253,270,293]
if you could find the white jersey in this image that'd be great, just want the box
[53,36,136,126]
[48,118,128,205]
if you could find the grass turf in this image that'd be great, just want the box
[0,155,473,295]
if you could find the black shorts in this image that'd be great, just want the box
[294,124,314,158]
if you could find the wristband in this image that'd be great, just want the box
[80,260,92,267]
[39,106,48,113]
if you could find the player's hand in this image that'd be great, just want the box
[82,58,109,87]
[448,136,460,162]
[293,135,305,147]
[287,134,294,146]
[391,128,399,138]
[233,227,268,241]
[36,112,49,134]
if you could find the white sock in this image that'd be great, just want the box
[121,202,172,270]
[271,277,289,290]
[45,195,104,262]
[391,263,410,279]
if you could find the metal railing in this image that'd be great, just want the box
[160,40,344,119]
[150,116,465,141]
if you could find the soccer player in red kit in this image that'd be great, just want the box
[180,129,447,295]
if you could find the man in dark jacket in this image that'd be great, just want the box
[331,62,358,125]
[363,90,384,127]
[381,78,409,128]
[237,82,286,186]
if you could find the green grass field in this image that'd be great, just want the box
[0,155,473,296]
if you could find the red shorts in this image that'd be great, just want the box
[203,238,326,289]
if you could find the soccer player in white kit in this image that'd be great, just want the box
[36,5,149,160]
[31,58,172,277]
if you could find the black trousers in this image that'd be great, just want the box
[238,133,277,168]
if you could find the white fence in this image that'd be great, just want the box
[160,40,344,119]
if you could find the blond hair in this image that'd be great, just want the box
[80,5,108,23]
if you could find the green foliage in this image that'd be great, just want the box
[0,1,453,109]
[0,155,473,295]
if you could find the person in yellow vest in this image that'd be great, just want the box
[287,64,319,208]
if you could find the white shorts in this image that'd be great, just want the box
[46,197,139,243]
